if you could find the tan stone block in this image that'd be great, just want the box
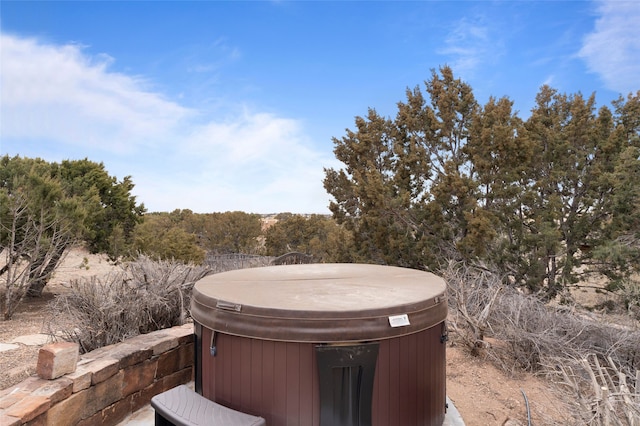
[84,357,119,384]
[130,380,163,412]
[24,411,46,426]
[88,343,153,370]
[66,365,92,392]
[36,342,79,380]
[76,411,97,426]
[0,412,21,426]
[151,332,180,356]
[45,388,87,426]
[131,324,193,355]
[76,410,100,426]
[156,348,180,379]
[31,378,73,405]
[83,370,124,419]
[8,377,49,393]
[104,395,134,425]
[161,367,193,391]
[122,359,157,397]
[124,332,162,351]
[0,389,29,409]
[0,385,17,399]
[5,395,50,423]
[167,324,195,345]
[155,342,193,378]
[177,342,194,370]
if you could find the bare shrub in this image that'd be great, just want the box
[46,255,211,352]
[443,261,503,355]
[488,287,640,377]
[123,255,211,329]
[443,261,640,424]
[547,354,640,425]
[620,278,640,320]
[493,297,640,424]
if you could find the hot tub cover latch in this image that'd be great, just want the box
[216,300,242,312]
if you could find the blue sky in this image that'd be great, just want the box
[1,1,639,214]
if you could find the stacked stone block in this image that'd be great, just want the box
[0,324,194,426]
[36,342,79,380]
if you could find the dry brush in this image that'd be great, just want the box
[46,255,211,352]
[444,261,640,425]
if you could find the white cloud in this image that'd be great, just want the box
[438,15,501,76]
[187,111,306,164]
[1,33,193,153]
[156,110,336,213]
[542,75,555,87]
[0,33,333,213]
[185,37,241,75]
[578,0,640,94]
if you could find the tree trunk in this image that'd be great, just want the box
[545,253,560,299]
[26,245,67,298]
[3,287,20,321]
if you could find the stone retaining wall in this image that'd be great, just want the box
[0,324,194,426]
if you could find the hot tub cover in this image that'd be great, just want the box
[191,263,447,343]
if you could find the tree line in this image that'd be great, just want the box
[2,65,638,318]
[324,66,640,301]
[0,157,350,319]
[135,210,354,264]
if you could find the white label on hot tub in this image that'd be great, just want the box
[388,314,410,327]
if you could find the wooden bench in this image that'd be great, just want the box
[151,385,266,426]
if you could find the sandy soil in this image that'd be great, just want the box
[447,343,573,425]
[0,248,115,389]
[0,247,574,424]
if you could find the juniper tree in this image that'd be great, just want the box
[324,67,640,300]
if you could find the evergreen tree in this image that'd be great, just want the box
[264,214,354,262]
[0,155,145,318]
[198,211,263,254]
[324,67,640,299]
[132,212,205,264]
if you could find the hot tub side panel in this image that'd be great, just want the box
[199,324,446,426]
[372,322,447,426]
[201,327,320,426]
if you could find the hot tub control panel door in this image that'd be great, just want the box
[316,343,379,426]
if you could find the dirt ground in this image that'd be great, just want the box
[0,248,577,425]
[0,248,114,390]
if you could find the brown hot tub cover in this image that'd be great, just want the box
[191,263,447,343]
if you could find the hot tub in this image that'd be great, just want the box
[191,263,448,426]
